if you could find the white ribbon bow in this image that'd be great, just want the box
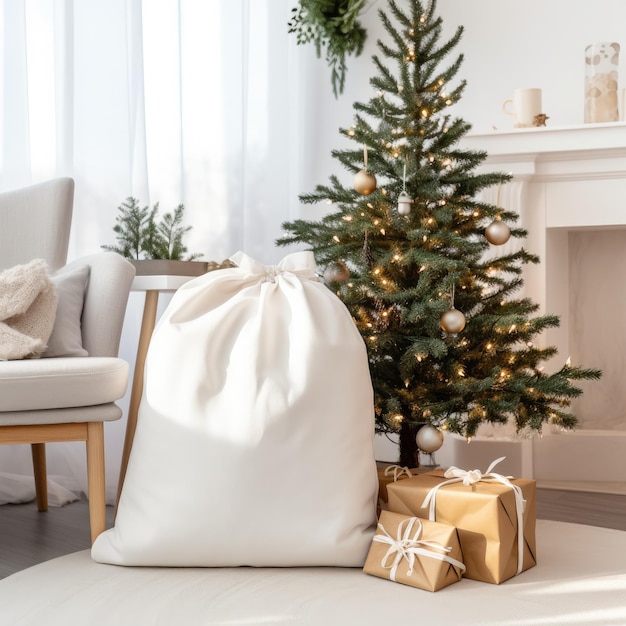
[384,465,413,481]
[420,456,527,575]
[373,517,465,582]
[230,251,320,283]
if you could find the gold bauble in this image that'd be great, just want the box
[440,308,466,334]
[485,220,511,245]
[323,260,350,283]
[354,169,377,195]
[416,424,444,453]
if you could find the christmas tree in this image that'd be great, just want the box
[278,0,600,466]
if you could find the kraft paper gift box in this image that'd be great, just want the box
[386,457,536,584]
[364,510,465,592]
[377,463,415,505]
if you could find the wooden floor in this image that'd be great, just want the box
[0,499,115,580]
[1,488,625,580]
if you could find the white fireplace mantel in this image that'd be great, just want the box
[459,122,626,485]
[460,122,626,231]
[460,121,626,184]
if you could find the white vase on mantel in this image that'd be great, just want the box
[584,42,620,123]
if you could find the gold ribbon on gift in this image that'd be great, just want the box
[373,516,466,582]
[420,456,527,575]
[384,465,413,482]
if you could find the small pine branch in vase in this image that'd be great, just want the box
[102,197,201,261]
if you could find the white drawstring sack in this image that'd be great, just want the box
[93,251,378,567]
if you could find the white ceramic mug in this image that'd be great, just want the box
[502,88,542,128]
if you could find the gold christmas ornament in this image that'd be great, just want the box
[440,308,466,334]
[415,424,444,453]
[354,169,377,195]
[485,220,511,245]
[323,260,350,283]
[397,190,412,215]
[354,143,377,195]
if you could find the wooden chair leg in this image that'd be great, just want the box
[86,422,107,544]
[30,442,48,512]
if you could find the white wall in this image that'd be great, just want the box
[436,0,626,130]
[324,0,626,134]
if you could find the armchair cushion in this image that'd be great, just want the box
[66,252,135,358]
[43,264,90,358]
[0,356,129,414]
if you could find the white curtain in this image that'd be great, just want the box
[0,0,328,504]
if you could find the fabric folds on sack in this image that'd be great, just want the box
[93,251,378,567]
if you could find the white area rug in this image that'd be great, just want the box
[0,520,624,625]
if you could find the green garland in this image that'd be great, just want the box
[288,0,368,97]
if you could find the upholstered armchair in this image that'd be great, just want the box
[0,178,135,543]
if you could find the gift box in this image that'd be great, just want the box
[386,457,536,584]
[364,510,465,591]
[377,463,415,504]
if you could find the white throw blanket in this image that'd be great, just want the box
[0,259,57,360]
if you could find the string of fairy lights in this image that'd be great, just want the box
[328,145,521,436]
[337,133,513,335]
[334,3,515,335]
[318,5,575,440]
